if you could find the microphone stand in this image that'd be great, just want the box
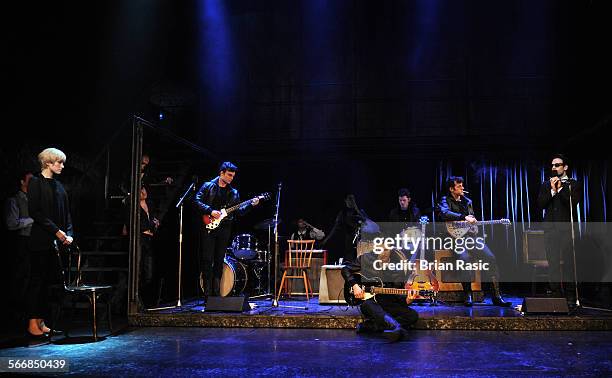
[270,183,306,309]
[272,182,282,307]
[147,182,195,312]
[566,180,612,312]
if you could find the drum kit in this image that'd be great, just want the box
[216,218,282,298]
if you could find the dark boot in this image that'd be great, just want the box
[382,314,403,342]
[462,282,473,307]
[564,282,577,306]
[212,277,221,296]
[356,319,379,334]
[548,282,563,297]
[490,276,511,307]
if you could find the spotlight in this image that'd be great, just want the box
[159,111,164,120]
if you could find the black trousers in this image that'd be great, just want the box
[25,248,59,320]
[545,228,575,292]
[360,295,418,330]
[200,226,232,296]
[10,236,31,309]
[456,242,499,282]
[139,235,156,306]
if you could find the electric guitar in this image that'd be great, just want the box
[445,218,511,239]
[405,216,439,301]
[344,273,434,306]
[202,192,271,230]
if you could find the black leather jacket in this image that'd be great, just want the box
[194,176,246,222]
[437,195,474,221]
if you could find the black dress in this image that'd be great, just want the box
[26,174,73,319]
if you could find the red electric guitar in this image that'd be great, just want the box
[202,192,270,231]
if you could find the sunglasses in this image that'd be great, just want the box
[551,163,564,168]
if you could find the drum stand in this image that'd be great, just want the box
[249,224,273,299]
[147,182,195,312]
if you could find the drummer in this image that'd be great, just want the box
[388,188,421,224]
[290,218,325,246]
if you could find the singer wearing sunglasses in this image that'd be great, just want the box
[536,154,581,304]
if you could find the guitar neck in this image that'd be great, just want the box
[371,287,411,295]
[225,198,254,214]
[454,219,506,227]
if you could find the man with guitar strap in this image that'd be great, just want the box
[437,176,511,307]
[194,162,260,299]
[341,247,418,342]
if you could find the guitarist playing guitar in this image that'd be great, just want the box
[194,162,261,300]
[437,176,511,307]
[341,246,418,342]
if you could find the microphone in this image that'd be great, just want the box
[462,190,470,194]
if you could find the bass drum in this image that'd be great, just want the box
[220,256,248,297]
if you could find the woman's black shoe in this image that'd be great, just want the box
[26,331,50,341]
[43,329,64,336]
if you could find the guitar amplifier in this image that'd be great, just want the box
[433,249,483,302]
[318,265,346,304]
[523,230,548,266]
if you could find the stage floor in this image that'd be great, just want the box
[130,296,612,331]
[1,327,610,376]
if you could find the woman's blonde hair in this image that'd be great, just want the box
[38,148,67,170]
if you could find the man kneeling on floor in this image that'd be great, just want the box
[341,247,418,342]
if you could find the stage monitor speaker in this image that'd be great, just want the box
[318,265,346,304]
[205,295,250,312]
[521,297,569,314]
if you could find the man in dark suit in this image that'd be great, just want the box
[536,154,580,302]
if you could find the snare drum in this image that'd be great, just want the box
[220,256,248,297]
[232,233,259,260]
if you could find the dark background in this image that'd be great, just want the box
[2,1,611,302]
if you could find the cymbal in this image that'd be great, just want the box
[254,217,282,230]
[361,218,380,234]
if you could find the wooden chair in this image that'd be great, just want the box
[276,240,315,303]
